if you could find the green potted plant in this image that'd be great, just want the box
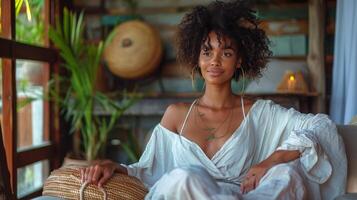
[15,0,44,45]
[48,8,140,161]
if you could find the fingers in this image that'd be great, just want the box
[80,163,114,187]
[93,165,105,185]
[241,175,258,194]
[80,168,85,183]
[80,165,100,184]
[87,165,96,183]
[98,170,112,187]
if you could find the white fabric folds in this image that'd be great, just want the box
[123,100,347,200]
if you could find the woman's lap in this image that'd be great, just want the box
[145,162,305,200]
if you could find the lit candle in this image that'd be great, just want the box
[287,74,296,91]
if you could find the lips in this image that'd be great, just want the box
[207,68,224,76]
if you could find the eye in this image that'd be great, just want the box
[202,49,211,56]
[223,52,233,57]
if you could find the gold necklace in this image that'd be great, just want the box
[206,109,234,141]
[194,97,235,141]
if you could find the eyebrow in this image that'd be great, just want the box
[202,43,236,51]
[202,43,212,50]
[223,45,235,51]
[222,40,236,51]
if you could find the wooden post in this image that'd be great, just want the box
[307,0,326,113]
[1,0,17,195]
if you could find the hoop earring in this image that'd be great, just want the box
[191,65,199,90]
[234,70,240,81]
[201,80,206,92]
[240,67,246,96]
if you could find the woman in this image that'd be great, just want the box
[82,1,346,199]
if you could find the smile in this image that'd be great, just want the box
[207,69,224,76]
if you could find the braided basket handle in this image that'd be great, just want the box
[79,182,107,200]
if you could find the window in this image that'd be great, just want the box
[17,160,49,198]
[15,0,46,46]
[0,1,61,199]
[16,59,49,151]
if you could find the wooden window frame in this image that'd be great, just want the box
[0,0,62,199]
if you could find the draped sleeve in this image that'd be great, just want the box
[249,100,347,197]
[121,124,176,188]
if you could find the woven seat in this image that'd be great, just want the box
[43,167,148,200]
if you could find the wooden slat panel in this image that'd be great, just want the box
[260,20,308,35]
[269,35,307,56]
[255,3,308,20]
[17,143,54,168]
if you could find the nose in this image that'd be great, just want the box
[210,53,221,67]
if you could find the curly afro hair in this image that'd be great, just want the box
[176,0,272,80]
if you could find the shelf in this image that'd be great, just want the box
[142,92,318,99]
[94,92,318,116]
[270,56,307,61]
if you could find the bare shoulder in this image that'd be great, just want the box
[236,96,255,112]
[160,102,191,134]
[243,97,255,111]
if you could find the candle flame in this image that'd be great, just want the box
[289,75,295,81]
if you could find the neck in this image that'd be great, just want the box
[201,83,235,109]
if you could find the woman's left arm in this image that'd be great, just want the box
[241,149,300,194]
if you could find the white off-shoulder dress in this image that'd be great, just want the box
[122,99,347,200]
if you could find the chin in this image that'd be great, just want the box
[205,78,231,85]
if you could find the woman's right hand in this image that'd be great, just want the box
[80,159,118,187]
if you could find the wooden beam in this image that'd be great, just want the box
[0,38,11,57]
[13,42,57,63]
[0,123,14,200]
[17,143,54,168]
[1,0,17,195]
[0,38,57,63]
[49,0,64,170]
[18,188,42,200]
[49,61,63,170]
[307,0,326,113]
[2,59,17,195]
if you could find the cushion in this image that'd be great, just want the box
[43,167,148,200]
[337,125,357,193]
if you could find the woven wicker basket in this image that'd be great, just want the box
[43,167,148,200]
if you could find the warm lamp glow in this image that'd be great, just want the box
[289,75,295,81]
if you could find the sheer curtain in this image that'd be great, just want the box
[330,0,357,124]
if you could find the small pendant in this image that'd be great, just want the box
[206,134,215,141]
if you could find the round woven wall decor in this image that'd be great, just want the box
[104,20,163,79]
